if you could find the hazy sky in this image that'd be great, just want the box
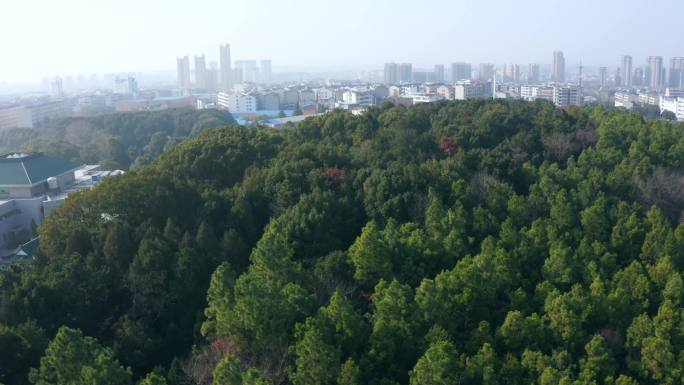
[1,0,682,82]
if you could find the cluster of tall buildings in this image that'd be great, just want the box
[613,55,684,90]
[381,51,683,95]
[383,51,570,86]
[177,43,273,91]
[383,63,414,84]
[379,50,586,109]
[609,55,684,121]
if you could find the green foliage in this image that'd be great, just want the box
[29,326,131,385]
[138,372,167,385]
[409,340,462,385]
[293,103,303,116]
[2,100,684,384]
[0,108,233,169]
[212,356,270,385]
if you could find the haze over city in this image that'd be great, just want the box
[1,0,683,85]
[3,0,684,384]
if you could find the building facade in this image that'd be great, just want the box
[520,85,554,102]
[504,64,520,83]
[342,88,375,106]
[670,57,684,89]
[553,86,581,107]
[647,56,663,90]
[384,63,398,85]
[433,65,445,83]
[260,60,273,84]
[478,63,495,81]
[454,81,492,100]
[599,67,608,88]
[451,62,472,82]
[217,92,257,113]
[527,64,540,84]
[177,56,191,90]
[621,55,633,87]
[0,153,122,257]
[552,51,565,83]
[0,101,70,130]
[220,44,232,89]
[398,63,413,83]
[195,55,207,89]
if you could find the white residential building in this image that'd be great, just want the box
[637,92,660,106]
[660,97,684,121]
[408,94,443,104]
[217,92,257,113]
[436,85,455,100]
[665,88,684,98]
[552,86,582,108]
[314,88,335,101]
[454,81,493,100]
[614,92,638,109]
[342,88,375,106]
[520,85,554,102]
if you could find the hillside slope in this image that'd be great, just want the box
[2,100,684,385]
[0,108,234,169]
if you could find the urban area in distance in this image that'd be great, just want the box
[2,1,684,385]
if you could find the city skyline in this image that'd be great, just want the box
[1,0,683,84]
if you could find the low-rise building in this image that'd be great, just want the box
[115,96,196,112]
[299,89,316,103]
[342,88,375,106]
[0,153,122,258]
[0,101,70,130]
[258,92,280,110]
[279,89,300,107]
[454,81,492,100]
[217,92,257,113]
[436,85,455,100]
[520,85,554,102]
[314,88,335,101]
[300,101,318,115]
[614,91,638,109]
[553,86,582,108]
[637,92,660,106]
[409,94,443,104]
[660,97,684,121]
[665,88,684,98]
[373,85,390,102]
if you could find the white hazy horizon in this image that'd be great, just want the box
[1,0,682,83]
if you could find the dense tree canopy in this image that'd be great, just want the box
[2,100,684,384]
[0,108,233,169]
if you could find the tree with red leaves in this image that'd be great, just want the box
[439,136,460,156]
[319,167,346,184]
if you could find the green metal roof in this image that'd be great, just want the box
[20,237,40,258]
[0,238,38,267]
[0,153,78,186]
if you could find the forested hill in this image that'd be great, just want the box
[0,108,233,170]
[4,100,684,385]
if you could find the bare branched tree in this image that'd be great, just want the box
[637,169,684,223]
